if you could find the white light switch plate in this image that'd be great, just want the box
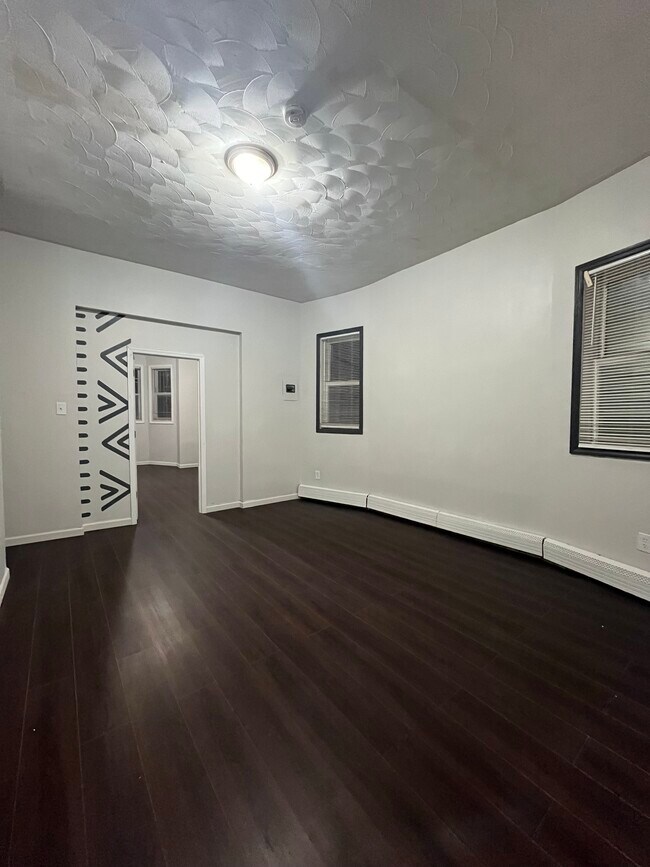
[56,401,67,415]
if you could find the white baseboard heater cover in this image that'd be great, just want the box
[367,495,439,528]
[437,511,544,556]
[544,539,650,602]
[298,485,649,601]
[298,485,368,508]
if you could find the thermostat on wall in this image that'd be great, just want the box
[282,378,298,401]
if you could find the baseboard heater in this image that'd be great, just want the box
[298,485,367,508]
[367,495,438,527]
[544,539,650,602]
[436,512,544,556]
[298,485,650,601]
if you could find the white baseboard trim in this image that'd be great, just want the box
[437,511,544,556]
[298,485,368,509]
[368,495,439,528]
[204,501,242,513]
[6,526,84,547]
[83,517,134,533]
[0,566,10,608]
[242,494,299,509]
[544,539,650,602]
[177,463,199,469]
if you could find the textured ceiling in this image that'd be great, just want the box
[0,0,648,301]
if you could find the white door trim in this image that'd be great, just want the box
[127,348,207,522]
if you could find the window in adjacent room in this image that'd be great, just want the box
[150,365,174,423]
[571,239,650,459]
[317,327,363,434]
[133,365,143,423]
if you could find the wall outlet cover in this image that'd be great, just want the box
[315,470,321,479]
[637,532,650,554]
[56,401,67,415]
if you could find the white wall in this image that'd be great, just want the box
[300,157,650,572]
[0,234,300,541]
[177,358,199,467]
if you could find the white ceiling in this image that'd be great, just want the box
[0,0,648,301]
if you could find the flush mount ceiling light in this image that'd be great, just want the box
[225,144,277,185]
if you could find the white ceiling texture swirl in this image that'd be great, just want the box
[0,0,648,300]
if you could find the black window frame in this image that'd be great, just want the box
[570,237,650,462]
[316,326,364,435]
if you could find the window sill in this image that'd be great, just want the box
[570,445,650,461]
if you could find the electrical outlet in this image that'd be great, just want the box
[314,470,321,480]
[56,401,67,415]
[637,532,650,554]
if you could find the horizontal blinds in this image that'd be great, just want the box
[133,367,142,421]
[320,331,361,430]
[579,250,650,451]
[155,367,172,392]
[152,367,172,420]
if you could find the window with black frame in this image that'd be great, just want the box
[317,327,363,434]
[571,239,650,460]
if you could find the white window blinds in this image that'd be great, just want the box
[576,247,650,454]
[151,366,173,422]
[133,366,143,422]
[318,328,363,433]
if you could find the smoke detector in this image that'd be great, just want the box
[283,104,307,129]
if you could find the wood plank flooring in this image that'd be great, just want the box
[2,465,649,866]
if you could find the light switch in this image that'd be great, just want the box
[56,401,67,415]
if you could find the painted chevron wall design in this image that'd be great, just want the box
[99,469,131,512]
[101,423,130,461]
[76,305,131,524]
[98,379,128,423]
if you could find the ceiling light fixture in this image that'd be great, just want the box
[225,144,277,185]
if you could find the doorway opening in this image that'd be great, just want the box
[127,348,206,524]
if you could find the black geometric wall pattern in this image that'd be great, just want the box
[75,309,91,519]
[102,424,130,461]
[98,380,128,424]
[101,338,131,377]
[99,470,130,511]
[76,305,133,525]
[95,311,125,332]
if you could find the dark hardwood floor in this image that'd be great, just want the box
[2,466,650,866]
